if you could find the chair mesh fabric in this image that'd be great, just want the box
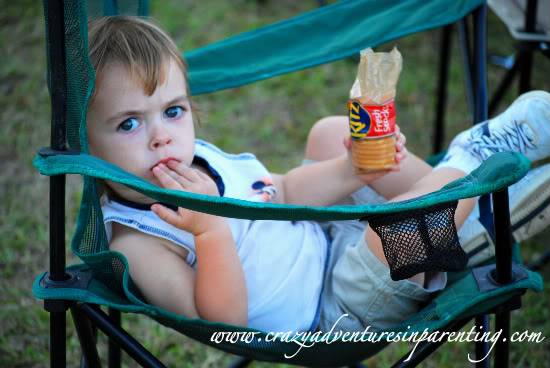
[369,200,468,281]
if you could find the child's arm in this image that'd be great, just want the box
[272,134,406,206]
[109,224,199,318]
[150,161,248,326]
[272,154,363,206]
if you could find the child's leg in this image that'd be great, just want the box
[319,91,550,331]
[366,90,550,283]
[305,116,432,199]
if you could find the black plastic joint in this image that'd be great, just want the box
[41,269,93,290]
[44,299,70,313]
[472,262,529,292]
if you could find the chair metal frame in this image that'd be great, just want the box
[488,0,550,114]
[42,1,525,367]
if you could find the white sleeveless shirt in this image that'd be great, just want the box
[102,139,329,332]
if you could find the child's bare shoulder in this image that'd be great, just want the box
[110,222,190,260]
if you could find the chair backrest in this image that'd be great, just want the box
[185,0,485,95]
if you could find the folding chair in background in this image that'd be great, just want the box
[487,0,550,271]
[488,0,550,111]
[34,0,543,367]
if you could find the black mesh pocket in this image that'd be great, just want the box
[368,200,468,281]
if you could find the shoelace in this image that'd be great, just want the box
[468,120,536,160]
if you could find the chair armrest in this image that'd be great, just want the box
[34,150,530,221]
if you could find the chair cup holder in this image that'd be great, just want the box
[369,200,468,281]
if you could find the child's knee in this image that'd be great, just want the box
[364,226,388,265]
[305,116,349,161]
[364,226,425,286]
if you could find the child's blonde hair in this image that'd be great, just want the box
[88,16,198,122]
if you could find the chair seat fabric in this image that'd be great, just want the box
[32,149,540,366]
[33,262,542,366]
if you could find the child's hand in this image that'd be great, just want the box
[151,160,224,236]
[393,124,408,164]
[343,125,408,184]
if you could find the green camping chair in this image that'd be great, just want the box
[34,0,543,367]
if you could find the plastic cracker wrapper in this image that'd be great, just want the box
[348,47,402,174]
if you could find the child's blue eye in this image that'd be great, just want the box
[164,106,185,119]
[117,118,140,132]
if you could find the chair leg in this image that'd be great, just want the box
[227,356,253,368]
[108,308,121,368]
[518,0,538,93]
[474,315,490,368]
[527,249,550,271]
[392,336,453,368]
[77,303,167,368]
[488,56,520,115]
[391,318,471,367]
[490,187,514,368]
[71,305,102,368]
[433,24,453,154]
[487,44,534,115]
[457,19,475,119]
[518,45,534,94]
[50,309,67,368]
[81,323,99,368]
[494,310,511,368]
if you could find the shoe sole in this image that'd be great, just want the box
[510,167,550,242]
[504,90,550,242]
[465,166,550,263]
[464,90,550,264]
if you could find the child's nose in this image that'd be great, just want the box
[149,124,173,149]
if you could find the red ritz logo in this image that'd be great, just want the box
[348,99,396,139]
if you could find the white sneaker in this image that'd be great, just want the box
[436,90,550,174]
[459,163,550,266]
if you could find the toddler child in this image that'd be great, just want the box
[86,16,550,332]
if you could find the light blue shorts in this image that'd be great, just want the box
[306,165,447,332]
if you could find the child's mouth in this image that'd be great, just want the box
[151,157,180,171]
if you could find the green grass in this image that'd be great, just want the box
[1,0,549,366]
